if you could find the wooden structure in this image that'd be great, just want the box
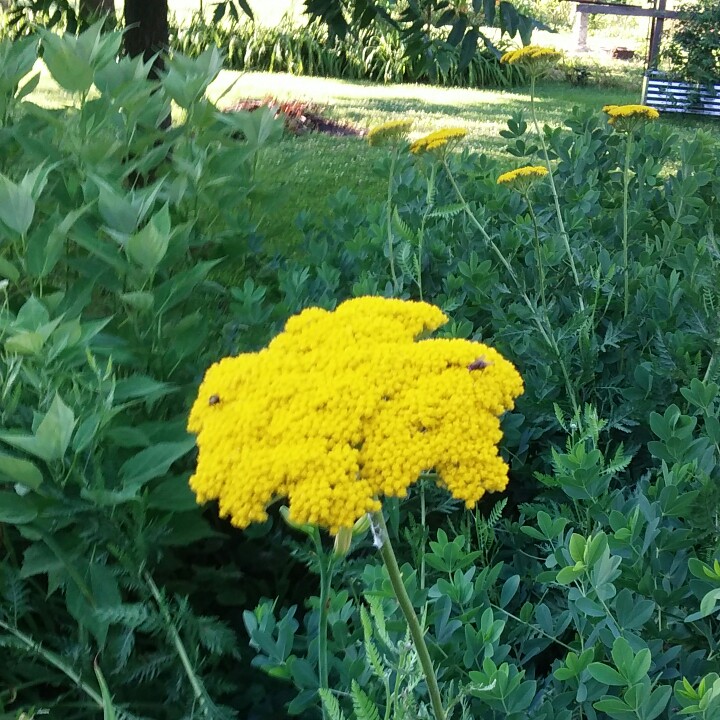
[568,0,720,117]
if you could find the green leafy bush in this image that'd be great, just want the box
[0,24,299,719]
[663,0,720,82]
[170,12,526,88]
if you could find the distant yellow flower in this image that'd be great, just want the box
[497,165,549,189]
[188,297,523,534]
[367,119,414,147]
[410,127,467,155]
[500,45,562,67]
[603,104,659,130]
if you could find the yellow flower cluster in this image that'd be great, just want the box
[497,165,549,187]
[500,45,562,66]
[367,119,414,147]
[410,128,467,155]
[187,297,523,534]
[603,104,660,127]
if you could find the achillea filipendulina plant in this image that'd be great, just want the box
[410,127,467,155]
[188,296,523,533]
[497,165,549,189]
[603,103,660,130]
[367,119,413,147]
[500,45,562,71]
[188,295,523,720]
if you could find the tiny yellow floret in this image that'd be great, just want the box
[497,166,549,187]
[187,297,524,534]
[410,127,468,155]
[367,119,414,147]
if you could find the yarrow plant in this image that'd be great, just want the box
[367,118,414,147]
[497,164,549,188]
[367,119,415,291]
[603,103,660,130]
[500,45,563,73]
[188,296,523,720]
[603,103,660,316]
[188,296,523,532]
[409,127,468,155]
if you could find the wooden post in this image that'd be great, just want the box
[647,0,667,70]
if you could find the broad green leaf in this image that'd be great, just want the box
[0,491,38,523]
[40,32,93,94]
[147,475,198,511]
[119,438,196,489]
[0,257,20,282]
[125,204,171,273]
[0,172,34,235]
[35,394,76,461]
[0,452,43,490]
[4,331,44,355]
[588,662,627,687]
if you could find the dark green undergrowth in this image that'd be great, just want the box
[1,24,719,720]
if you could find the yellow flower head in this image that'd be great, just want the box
[410,127,468,156]
[497,165,549,190]
[500,45,562,68]
[187,297,523,534]
[602,104,660,130]
[367,119,414,147]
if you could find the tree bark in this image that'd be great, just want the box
[124,0,170,79]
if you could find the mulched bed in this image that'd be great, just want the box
[227,98,366,137]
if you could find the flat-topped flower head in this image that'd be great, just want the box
[497,165,549,191]
[187,297,523,534]
[368,119,414,147]
[501,45,562,76]
[410,127,467,156]
[603,104,660,131]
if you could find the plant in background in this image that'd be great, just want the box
[662,0,720,83]
[188,296,524,720]
[501,46,583,305]
[602,103,660,318]
[496,165,549,310]
[367,119,414,292]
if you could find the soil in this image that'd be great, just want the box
[226,98,366,138]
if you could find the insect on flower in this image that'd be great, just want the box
[208,394,221,406]
[468,357,491,371]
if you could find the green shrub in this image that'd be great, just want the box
[170,12,526,88]
[0,25,297,719]
[663,0,720,82]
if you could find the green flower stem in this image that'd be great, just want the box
[386,148,400,293]
[529,75,583,308]
[444,159,580,417]
[371,511,446,720]
[0,618,105,711]
[524,191,547,313]
[312,529,334,709]
[622,133,633,318]
[145,572,213,719]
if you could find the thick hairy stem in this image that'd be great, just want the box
[371,511,446,720]
[313,530,332,715]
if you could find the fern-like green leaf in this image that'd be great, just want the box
[351,680,381,720]
[319,688,348,720]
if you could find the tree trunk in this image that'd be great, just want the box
[124,0,170,80]
[573,5,589,53]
